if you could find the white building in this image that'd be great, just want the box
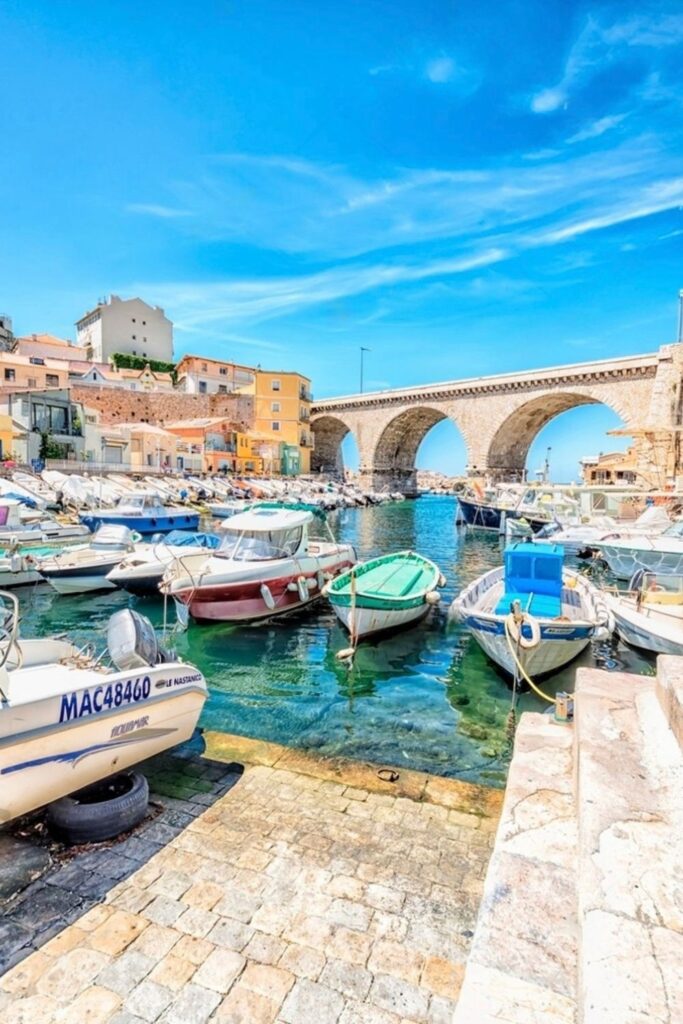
[75,295,173,364]
[0,315,13,351]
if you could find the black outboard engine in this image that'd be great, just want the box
[107,609,166,670]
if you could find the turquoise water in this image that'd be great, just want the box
[14,497,652,786]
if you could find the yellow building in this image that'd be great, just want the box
[250,370,313,474]
[0,413,15,461]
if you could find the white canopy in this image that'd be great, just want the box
[219,507,312,533]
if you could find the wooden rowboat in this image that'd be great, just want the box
[324,551,444,641]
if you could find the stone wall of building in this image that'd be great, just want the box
[71,386,255,429]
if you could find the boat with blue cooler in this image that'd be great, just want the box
[0,600,207,824]
[107,530,221,596]
[450,541,612,678]
[80,492,200,535]
[37,525,140,595]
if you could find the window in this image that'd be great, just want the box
[219,367,227,376]
[271,379,281,391]
[30,357,45,366]
[143,336,147,342]
[199,381,207,394]
[46,374,59,386]
[142,320,146,325]
[271,401,280,412]
[218,385,227,394]
[132,317,136,322]
[272,421,280,431]
[218,526,303,561]
[201,363,208,372]
[4,368,15,381]
[132,334,136,340]
[28,377,37,388]
[132,350,137,355]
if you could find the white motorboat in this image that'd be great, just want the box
[0,500,90,548]
[207,499,249,519]
[161,503,355,624]
[598,521,683,580]
[37,525,139,594]
[450,542,612,678]
[0,600,207,823]
[604,571,683,656]
[107,530,221,596]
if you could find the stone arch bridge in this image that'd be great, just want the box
[311,345,683,494]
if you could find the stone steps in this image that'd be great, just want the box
[453,712,578,1023]
[575,668,683,1024]
[656,655,683,752]
[455,657,683,1024]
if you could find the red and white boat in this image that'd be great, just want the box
[160,504,355,624]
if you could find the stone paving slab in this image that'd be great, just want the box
[0,736,500,1023]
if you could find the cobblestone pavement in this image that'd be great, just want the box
[0,738,501,1023]
[0,747,242,975]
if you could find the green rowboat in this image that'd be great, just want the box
[325,550,444,640]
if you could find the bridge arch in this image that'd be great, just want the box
[311,414,356,476]
[485,390,630,480]
[370,405,470,494]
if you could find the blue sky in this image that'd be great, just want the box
[1,0,682,479]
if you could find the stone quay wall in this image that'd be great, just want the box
[71,386,255,430]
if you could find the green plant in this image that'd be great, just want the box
[111,352,178,385]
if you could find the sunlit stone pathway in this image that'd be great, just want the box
[0,734,501,1023]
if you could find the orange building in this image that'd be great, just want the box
[0,350,70,391]
[165,417,263,474]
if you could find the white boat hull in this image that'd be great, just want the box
[469,625,590,676]
[605,594,683,656]
[332,601,430,639]
[0,660,207,823]
[46,573,119,595]
[600,545,683,580]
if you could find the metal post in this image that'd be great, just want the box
[360,347,370,393]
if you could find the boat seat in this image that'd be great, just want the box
[361,566,425,600]
[495,591,562,619]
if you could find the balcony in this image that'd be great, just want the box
[299,388,313,402]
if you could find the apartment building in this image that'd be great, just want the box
[75,295,173,363]
[0,351,70,391]
[165,417,262,473]
[251,370,313,474]
[175,355,255,395]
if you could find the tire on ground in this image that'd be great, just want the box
[47,771,149,844]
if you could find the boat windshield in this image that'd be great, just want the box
[663,522,683,539]
[217,526,303,561]
[119,495,148,510]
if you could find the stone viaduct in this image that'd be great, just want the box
[311,345,683,493]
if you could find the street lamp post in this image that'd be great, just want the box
[360,347,370,393]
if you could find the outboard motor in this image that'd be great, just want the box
[107,609,162,671]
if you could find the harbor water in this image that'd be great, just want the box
[15,496,652,787]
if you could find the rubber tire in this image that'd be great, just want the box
[47,771,149,845]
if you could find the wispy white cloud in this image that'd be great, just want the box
[530,12,683,114]
[136,248,509,331]
[156,134,680,263]
[126,203,191,218]
[566,113,628,144]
